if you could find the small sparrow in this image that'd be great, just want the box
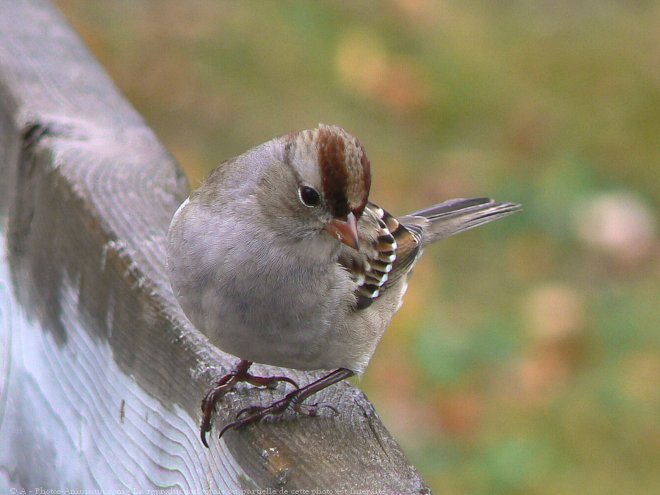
[166,124,520,446]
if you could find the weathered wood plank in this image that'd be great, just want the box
[0,0,430,493]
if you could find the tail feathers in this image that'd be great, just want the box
[402,197,521,245]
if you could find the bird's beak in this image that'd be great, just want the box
[324,212,360,251]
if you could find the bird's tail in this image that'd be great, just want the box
[402,197,521,246]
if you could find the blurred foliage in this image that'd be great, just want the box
[55,0,659,493]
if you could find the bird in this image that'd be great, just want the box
[166,124,521,446]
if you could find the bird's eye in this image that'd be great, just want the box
[298,185,321,207]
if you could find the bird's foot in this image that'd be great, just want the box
[217,389,339,439]
[215,368,353,440]
[200,359,299,447]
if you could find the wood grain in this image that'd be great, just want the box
[0,0,430,493]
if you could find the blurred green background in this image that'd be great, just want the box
[55,1,659,493]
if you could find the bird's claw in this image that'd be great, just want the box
[203,367,354,446]
[199,360,299,448]
[216,390,339,439]
[217,390,298,439]
[295,402,339,418]
[245,374,299,390]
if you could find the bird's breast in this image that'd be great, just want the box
[197,242,356,369]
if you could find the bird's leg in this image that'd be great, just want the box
[217,368,355,439]
[200,359,299,447]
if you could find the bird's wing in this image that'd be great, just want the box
[338,198,521,309]
[337,202,424,310]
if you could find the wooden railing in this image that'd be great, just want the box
[0,0,430,493]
